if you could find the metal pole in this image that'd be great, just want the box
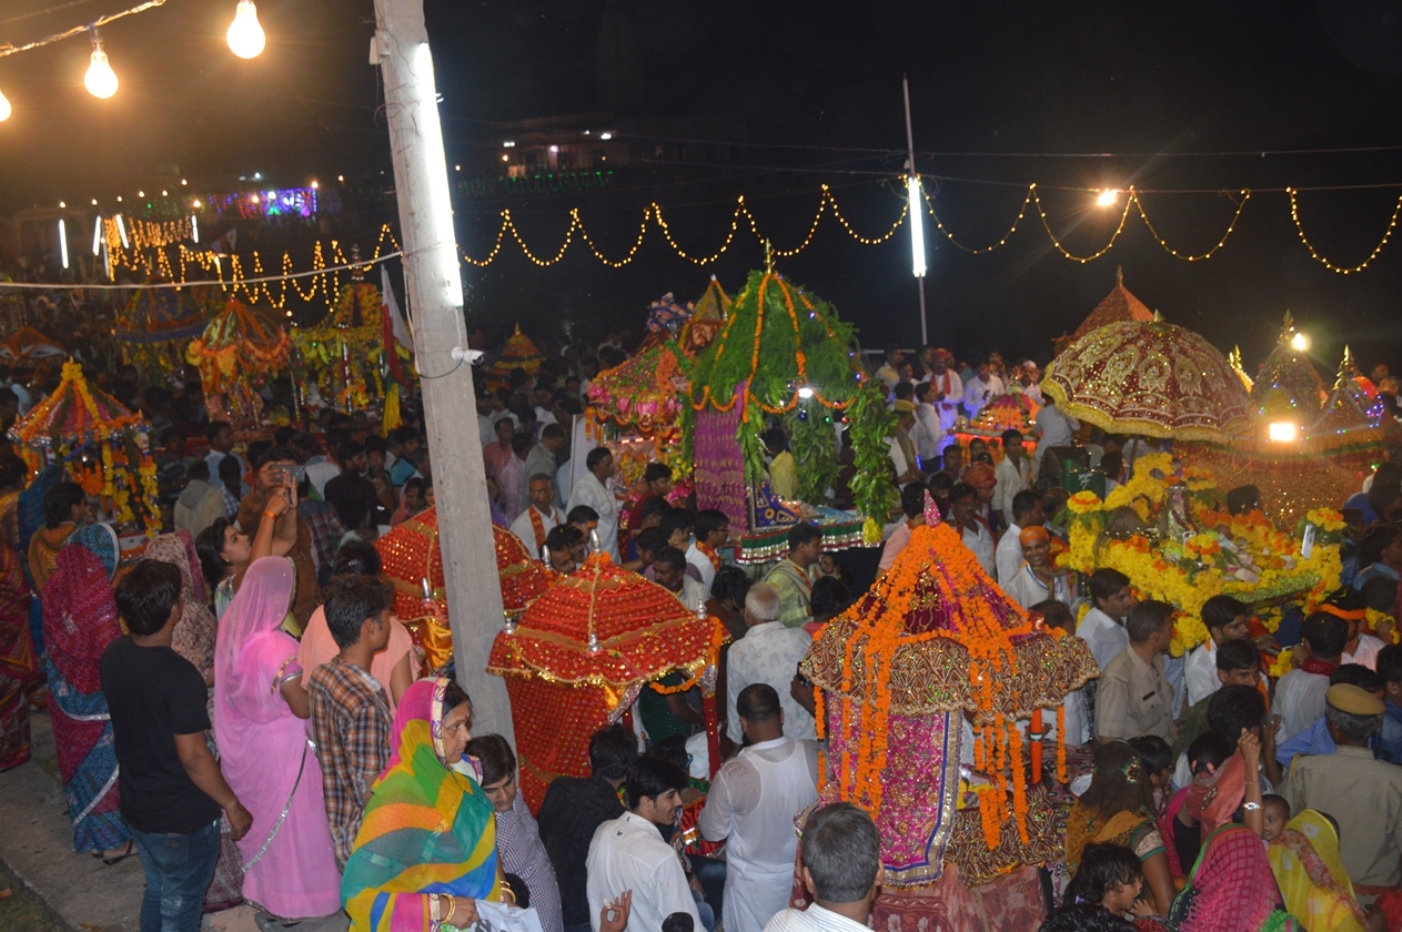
[370,0,514,743]
[903,76,928,346]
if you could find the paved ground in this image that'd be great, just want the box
[0,710,336,932]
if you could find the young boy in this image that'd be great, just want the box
[103,560,252,932]
[1261,794,1291,843]
[308,575,394,869]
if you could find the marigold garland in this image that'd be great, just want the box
[1059,458,1342,654]
[802,520,1095,851]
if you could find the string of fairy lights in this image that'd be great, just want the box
[15,178,1399,304]
[0,0,265,119]
[0,2,1398,285]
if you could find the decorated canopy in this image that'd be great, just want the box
[116,287,218,376]
[487,553,723,811]
[1249,312,1325,420]
[0,327,65,364]
[679,276,730,355]
[10,360,158,531]
[377,506,555,672]
[1054,267,1155,353]
[802,505,1097,886]
[965,392,1040,437]
[1042,314,1250,441]
[292,279,410,411]
[688,268,896,539]
[186,298,291,396]
[487,325,544,391]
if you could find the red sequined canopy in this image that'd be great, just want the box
[375,507,554,623]
[487,553,716,688]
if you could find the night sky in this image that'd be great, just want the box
[1,0,1400,371]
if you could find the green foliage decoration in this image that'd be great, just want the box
[688,268,896,526]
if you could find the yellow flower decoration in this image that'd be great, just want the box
[1270,648,1294,679]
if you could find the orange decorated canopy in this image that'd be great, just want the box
[802,509,1097,886]
[487,325,543,391]
[1054,267,1155,354]
[186,298,291,395]
[1042,314,1250,441]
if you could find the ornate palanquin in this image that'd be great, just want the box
[801,506,1097,887]
[486,554,725,813]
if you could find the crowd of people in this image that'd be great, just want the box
[1,326,1401,932]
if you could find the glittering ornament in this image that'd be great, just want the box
[1042,313,1249,441]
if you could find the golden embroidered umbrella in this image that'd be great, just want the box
[1042,314,1249,442]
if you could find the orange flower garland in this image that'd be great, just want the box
[805,520,1089,849]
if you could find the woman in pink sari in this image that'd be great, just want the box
[213,557,341,922]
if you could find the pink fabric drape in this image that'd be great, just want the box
[213,557,341,920]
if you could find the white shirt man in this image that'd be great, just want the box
[699,712,819,932]
[995,525,1025,584]
[992,451,1030,523]
[1276,667,1333,745]
[912,392,944,466]
[1003,562,1072,610]
[568,454,621,562]
[586,810,699,932]
[727,587,817,743]
[1345,632,1386,671]
[510,502,564,560]
[961,520,996,579]
[923,365,963,447]
[1078,606,1131,671]
[1034,402,1080,469]
[685,541,716,592]
[962,369,1004,419]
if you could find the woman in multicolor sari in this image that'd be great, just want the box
[1169,823,1298,931]
[145,531,246,914]
[1268,810,1370,932]
[1065,740,1177,916]
[0,456,36,771]
[215,557,343,922]
[40,522,132,859]
[342,677,503,931]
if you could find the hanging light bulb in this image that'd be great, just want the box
[226,1,266,59]
[0,88,11,122]
[84,32,118,99]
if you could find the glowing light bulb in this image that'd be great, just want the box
[226,1,266,59]
[1290,332,1310,352]
[1095,188,1119,208]
[84,38,118,99]
[798,386,815,399]
[0,88,11,122]
[1268,421,1298,443]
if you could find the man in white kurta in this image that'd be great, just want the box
[700,684,820,932]
[727,585,817,742]
[586,758,700,932]
[510,474,565,559]
[568,447,621,562]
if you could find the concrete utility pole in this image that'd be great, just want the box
[370,0,514,743]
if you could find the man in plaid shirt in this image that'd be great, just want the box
[309,576,394,869]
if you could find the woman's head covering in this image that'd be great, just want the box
[342,677,500,930]
[1185,749,1247,836]
[70,523,119,578]
[40,523,123,693]
[146,532,218,677]
[1170,823,1287,931]
[1269,810,1369,930]
[214,557,293,720]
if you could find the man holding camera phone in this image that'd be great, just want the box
[235,446,320,632]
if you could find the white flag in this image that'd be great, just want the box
[381,265,413,348]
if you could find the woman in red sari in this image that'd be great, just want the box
[0,456,36,771]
